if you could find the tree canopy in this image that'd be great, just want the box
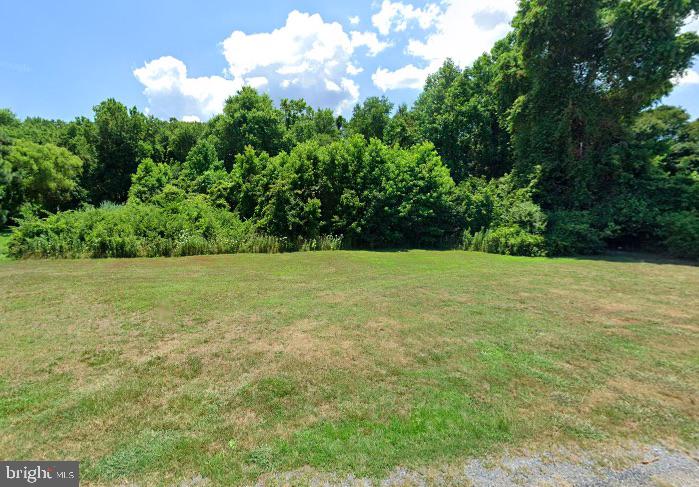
[3,1,699,259]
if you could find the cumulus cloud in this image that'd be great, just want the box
[371,0,440,36]
[372,0,518,92]
[349,15,360,25]
[372,64,427,91]
[350,31,390,56]
[133,56,242,121]
[346,63,364,75]
[221,10,363,113]
[134,10,383,118]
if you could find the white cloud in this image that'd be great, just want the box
[371,0,440,36]
[222,11,352,77]
[372,0,518,91]
[349,15,360,25]
[325,79,341,92]
[221,10,363,113]
[135,10,379,118]
[337,78,360,113]
[372,64,429,91]
[674,68,699,86]
[346,63,364,75]
[182,115,201,122]
[407,0,517,67]
[245,76,269,89]
[350,31,390,56]
[133,56,242,121]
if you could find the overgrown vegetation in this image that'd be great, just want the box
[1,1,698,259]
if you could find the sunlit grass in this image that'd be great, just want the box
[0,251,697,485]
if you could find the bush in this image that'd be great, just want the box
[7,196,348,259]
[657,211,699,259]
[464,225,546,257]
[545,211,604,256]
[8,196,255,259]
[299,235,343,251]
[238,234,285,254]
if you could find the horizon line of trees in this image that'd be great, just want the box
[2,0,699,259]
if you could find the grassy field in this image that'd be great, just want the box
[0,250,697,485]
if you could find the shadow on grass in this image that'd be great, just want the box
[344,248,697,266]
[561,250,697,267]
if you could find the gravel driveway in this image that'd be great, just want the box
[247,443,699,486]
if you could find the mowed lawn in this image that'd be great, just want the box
[0,250,697,485]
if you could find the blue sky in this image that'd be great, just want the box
[1,0,698,121]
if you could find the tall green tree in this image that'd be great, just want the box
[212,87,286,167]
[384,104,419,149]
[348,96,393,141]
[89,99,147,203]
[128,158,172,203]
[511,0,699,209]
[166,120,205,164]
[3,139,83,215]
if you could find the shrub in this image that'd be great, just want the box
[238,234,285,254]
[128,158,172,203]
[299,235,343,251]
[464,225,546,257]
[545,211,604,256]
[8,197,255,259]
[454,175,547,238]
[657,211,699,259]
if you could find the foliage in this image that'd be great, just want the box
[384,104,419,149]
[250,136,457,247]
[128,158,172,203]
[2,2,699,259]
[212,87,286,166]
[464,225,546,257]
[1,139,83,220]
[510,0,699,209]
[7,196,253,258]
[657,211,699,259]
[89,99,149,203]
[545,210,604,256]
[348,96,393,141]
[413,51,517,182]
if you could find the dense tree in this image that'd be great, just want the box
[510,0,699,209]
[229,147,271,220]
[413,60,461,169]
[348,96,393,141]
[89,99,147,203]
[633,106,699,176]
[384,104,419,149]
[181,137,222,178]
[2,139,82,216]
[128,158,172,204]
[212,87,286,166]
[3,3,699,260]
[162,119,205,164]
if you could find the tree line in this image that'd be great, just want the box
[2,0,699,259]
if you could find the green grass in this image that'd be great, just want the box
[0,251,697,485]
